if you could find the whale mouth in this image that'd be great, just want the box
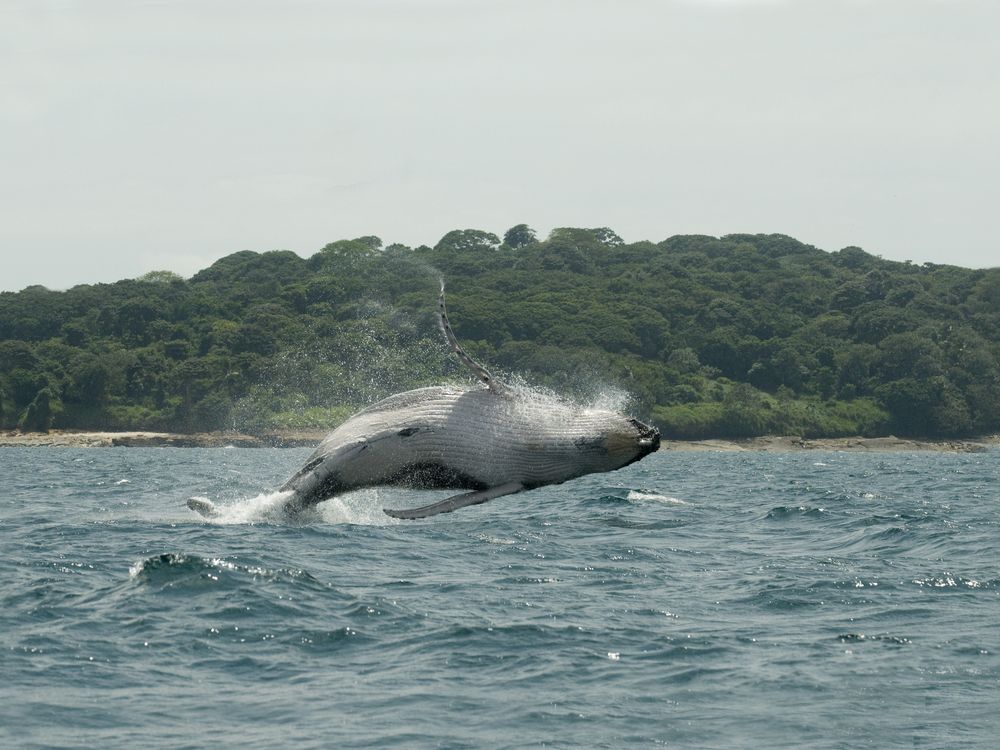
[638,433,661,449]
[629,418,661,449]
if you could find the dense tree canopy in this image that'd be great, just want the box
[1,229,997,438]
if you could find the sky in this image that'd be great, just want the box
[2,0,998,292]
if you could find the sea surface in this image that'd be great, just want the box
[1,446,998,749]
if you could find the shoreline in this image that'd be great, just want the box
[659,435,997,453]
[0,429,327,448]
[0,429,996,452]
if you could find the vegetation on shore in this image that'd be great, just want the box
[1,227,998,439]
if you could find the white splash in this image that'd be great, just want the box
[313,489,403,526]
[586,385,633,414]
[500,374,636,420]
[191,489,399,526]
[626,490,688,505]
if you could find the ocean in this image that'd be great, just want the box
[1,446,998,749]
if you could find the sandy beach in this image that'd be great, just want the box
[0,429,995,452]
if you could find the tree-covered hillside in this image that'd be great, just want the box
[2,228,998,439]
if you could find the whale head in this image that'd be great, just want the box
[605,415,660,466]
[567,411,660,478]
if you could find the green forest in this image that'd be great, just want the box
[2,227,999,439]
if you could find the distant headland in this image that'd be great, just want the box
[2,228,998,442]
[1,429,995,453]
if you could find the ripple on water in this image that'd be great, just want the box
[838,632,913,646]
[765,505,829,521]
[586,487,689,506]
[911,573,998,590]
[3,446,1000,749]
[600,516,688,531]
[126,553,332,606]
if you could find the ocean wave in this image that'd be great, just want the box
[765,504,829,520]
[128,553,324,591]
[586,488,688,507]
[5,446,1000,749]
[626,490,688,505]
[838,632,912,645]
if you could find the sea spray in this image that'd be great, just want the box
[188,489,401,526]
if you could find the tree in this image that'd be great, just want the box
[4,368,45,408]
[548,227,623,250]
[0,340,39,372]
[193,390,233,431]
[591,227,624,247]
[136,270,185,284]
[833,246,875,269]
[719,382,769,436]
[18,387,58,433]
[64,357,112,405]
[61,321,87,346]
[0,228,997,438]
[356,235,384,250]
[503,224,538,249]
[876,332,943,381]
[666,347,700,374]
[434,229,501,253]
[876,377,945,436]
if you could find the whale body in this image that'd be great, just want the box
[188,283,660,519]
[281,383,659,519]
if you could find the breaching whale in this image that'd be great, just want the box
[188,283,660,520]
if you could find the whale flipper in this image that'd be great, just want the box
[384,481,525,520]
[438,280,505,395]
[187,497,219,518]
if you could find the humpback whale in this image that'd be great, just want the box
[188,283,660,520]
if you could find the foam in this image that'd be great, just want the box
[626,490,688,505]
[191,489,400,526]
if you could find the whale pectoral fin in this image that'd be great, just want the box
[383,481,525,520]
[438,280,506,396]
[187,497,219,518]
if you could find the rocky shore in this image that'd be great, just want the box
[659,435,998,453]
[0,429,327,448]
[0,429,995,452]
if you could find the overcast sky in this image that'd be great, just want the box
[2,0,997,292]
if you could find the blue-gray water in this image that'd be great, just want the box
[2,446,998,749]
